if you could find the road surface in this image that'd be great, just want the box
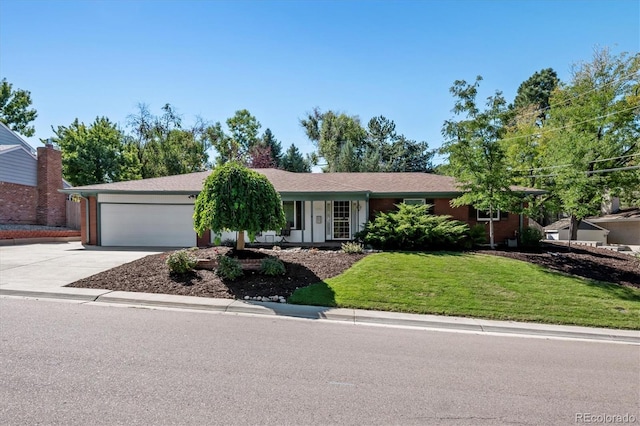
[1,298,638,425]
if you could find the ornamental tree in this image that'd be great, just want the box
[441,76,518,249]
[193,162,286,250]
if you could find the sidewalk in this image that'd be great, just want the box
[2,286,638,344]
[1,242,638,345]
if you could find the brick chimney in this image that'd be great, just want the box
[36,143,66,226]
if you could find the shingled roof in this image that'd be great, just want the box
[61,168,544,196]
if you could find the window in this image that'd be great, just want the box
[282,201,302,229]
[477,209,500,221]
[404,198,435,214]
[403,198,425,205]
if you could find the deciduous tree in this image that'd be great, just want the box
[541,48,639,239]
[441,76,517,248]
[193,162,286,250]
[52,117,140,186]
[0,79,38,137]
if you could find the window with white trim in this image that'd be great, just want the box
[282,201,302,229]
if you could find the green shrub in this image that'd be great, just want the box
[520,227,543,248]
[469,224,487,247]
[260,257,286,276]
[341,241,364,254]
[221,238,236,247]
[166,249,198,274]
[216,255,243,280]
[358,203,470,251]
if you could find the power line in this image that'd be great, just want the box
[523,165,640,179]
[509,70,639,122]
[496,104,639,145]
[511,152,640,174]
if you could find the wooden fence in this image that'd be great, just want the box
[66,200,81,230]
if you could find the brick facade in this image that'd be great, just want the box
[0,144,67,227]
[36,145,66,226]
[0,229,80,240]
[80,196,98,245]
[373,197,524,245]
[196,229,211,248]
[0,182,38,224]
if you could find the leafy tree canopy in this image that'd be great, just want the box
[441,76,519,248]
[0,78,38,137]
[127,103,211,178]
[193,162,286,250]
[209,109,263,165]
[301,108,433,172]
[52,117,141,186]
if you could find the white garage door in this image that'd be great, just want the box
[100,204,196,247]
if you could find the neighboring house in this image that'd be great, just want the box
[60,168,543,247]
[589,208,640,246]
[544,219,610,244]
[0,122,67,226]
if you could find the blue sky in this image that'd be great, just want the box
[1,0,638,166]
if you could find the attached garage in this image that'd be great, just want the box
[99,194,197,247]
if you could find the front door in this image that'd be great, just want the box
[332,201,351,240]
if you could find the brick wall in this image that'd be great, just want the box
[372,197,523,244]
[0,182,38,224]
[0,229,81,240]
[36,145,66,227]
[80,196,98,245]
[197,229,211,248]
[369,198,403,220]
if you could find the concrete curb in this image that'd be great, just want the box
[2,287,638,344]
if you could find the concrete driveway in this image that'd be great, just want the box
[0,242,164,291]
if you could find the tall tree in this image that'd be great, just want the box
[210,109,262,165]
[541,48,640,239]
[193,162,286,250]
[281,144,311,172]
[52,117,140,186]
[248,143,277,168]
[261,128,282,166]
[300,108,366,172]
[512,68,560,119]
[0,79,38,137]
[441,76,517,248]
[127,103,210,178]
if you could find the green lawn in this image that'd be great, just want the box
[288,252,640,329]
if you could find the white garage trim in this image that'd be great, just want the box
[100,203,196,247]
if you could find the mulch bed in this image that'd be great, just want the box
[477,243,639,288]
[70,247,367,299]
[68,244,640,300]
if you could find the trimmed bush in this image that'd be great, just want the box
[358,203,470,251]
[469,224,487,247]
[520,227,543,248]
[341,241,364,254]
[166,249,198,274]
[260,257,286,276]
[216,255,243,280]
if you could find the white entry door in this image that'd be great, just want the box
[332,201,351,240]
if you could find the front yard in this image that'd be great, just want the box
[68,244,640,329]
[289,251,640,329]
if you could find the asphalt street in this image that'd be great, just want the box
[1,298,638,425]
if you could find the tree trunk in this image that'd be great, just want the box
[237,231,245,250]
[569,215,580,241]
[489,206,495,249]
